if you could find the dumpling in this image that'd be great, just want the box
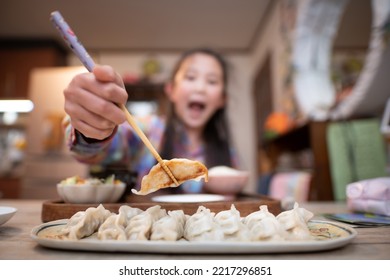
[61,204,112,240]
[98,205,143,240]
[125,205,167,240]
[132,158,208,195]
[184,206,223,241]
[118,205,144,224]
[276,202,314,240]
[244,205,285,241]
[97,214,127,240]
[214,205,250,241]
[150,210,186,241]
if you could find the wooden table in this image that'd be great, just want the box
[1,199,389,260]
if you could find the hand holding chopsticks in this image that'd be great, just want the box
[50,10,179,186]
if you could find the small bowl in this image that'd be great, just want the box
[0,206,17,226]
[57,176,126,204]
[205,166,249,195]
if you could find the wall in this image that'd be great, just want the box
[250,1,284,111]
[22,67,89,199]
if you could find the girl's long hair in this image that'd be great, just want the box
[160,48,233,168]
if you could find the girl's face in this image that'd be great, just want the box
[167,53,226,130]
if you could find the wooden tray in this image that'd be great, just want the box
[41,193,281,222]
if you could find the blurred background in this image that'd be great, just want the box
[0,0,389,202]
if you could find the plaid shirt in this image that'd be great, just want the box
[64,115,238,193]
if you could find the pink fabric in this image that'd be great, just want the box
[346,177,390,216]
[269,172,311,202]
[347,199,390,216]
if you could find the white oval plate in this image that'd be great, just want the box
[31,219,357,254]
[151,194,226,203]
[0,206,17,226]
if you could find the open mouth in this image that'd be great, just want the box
[188,101,206,111]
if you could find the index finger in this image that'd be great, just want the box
[93,65,124,87]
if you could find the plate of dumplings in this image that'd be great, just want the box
[31,203,356,254]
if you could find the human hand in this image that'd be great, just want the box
[64,65,128,140]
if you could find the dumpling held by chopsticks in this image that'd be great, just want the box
[132,158,208,195]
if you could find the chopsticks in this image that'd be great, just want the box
[50,11,179,186]
[119,104,179,186]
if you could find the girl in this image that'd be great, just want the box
[63,48,241,194]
